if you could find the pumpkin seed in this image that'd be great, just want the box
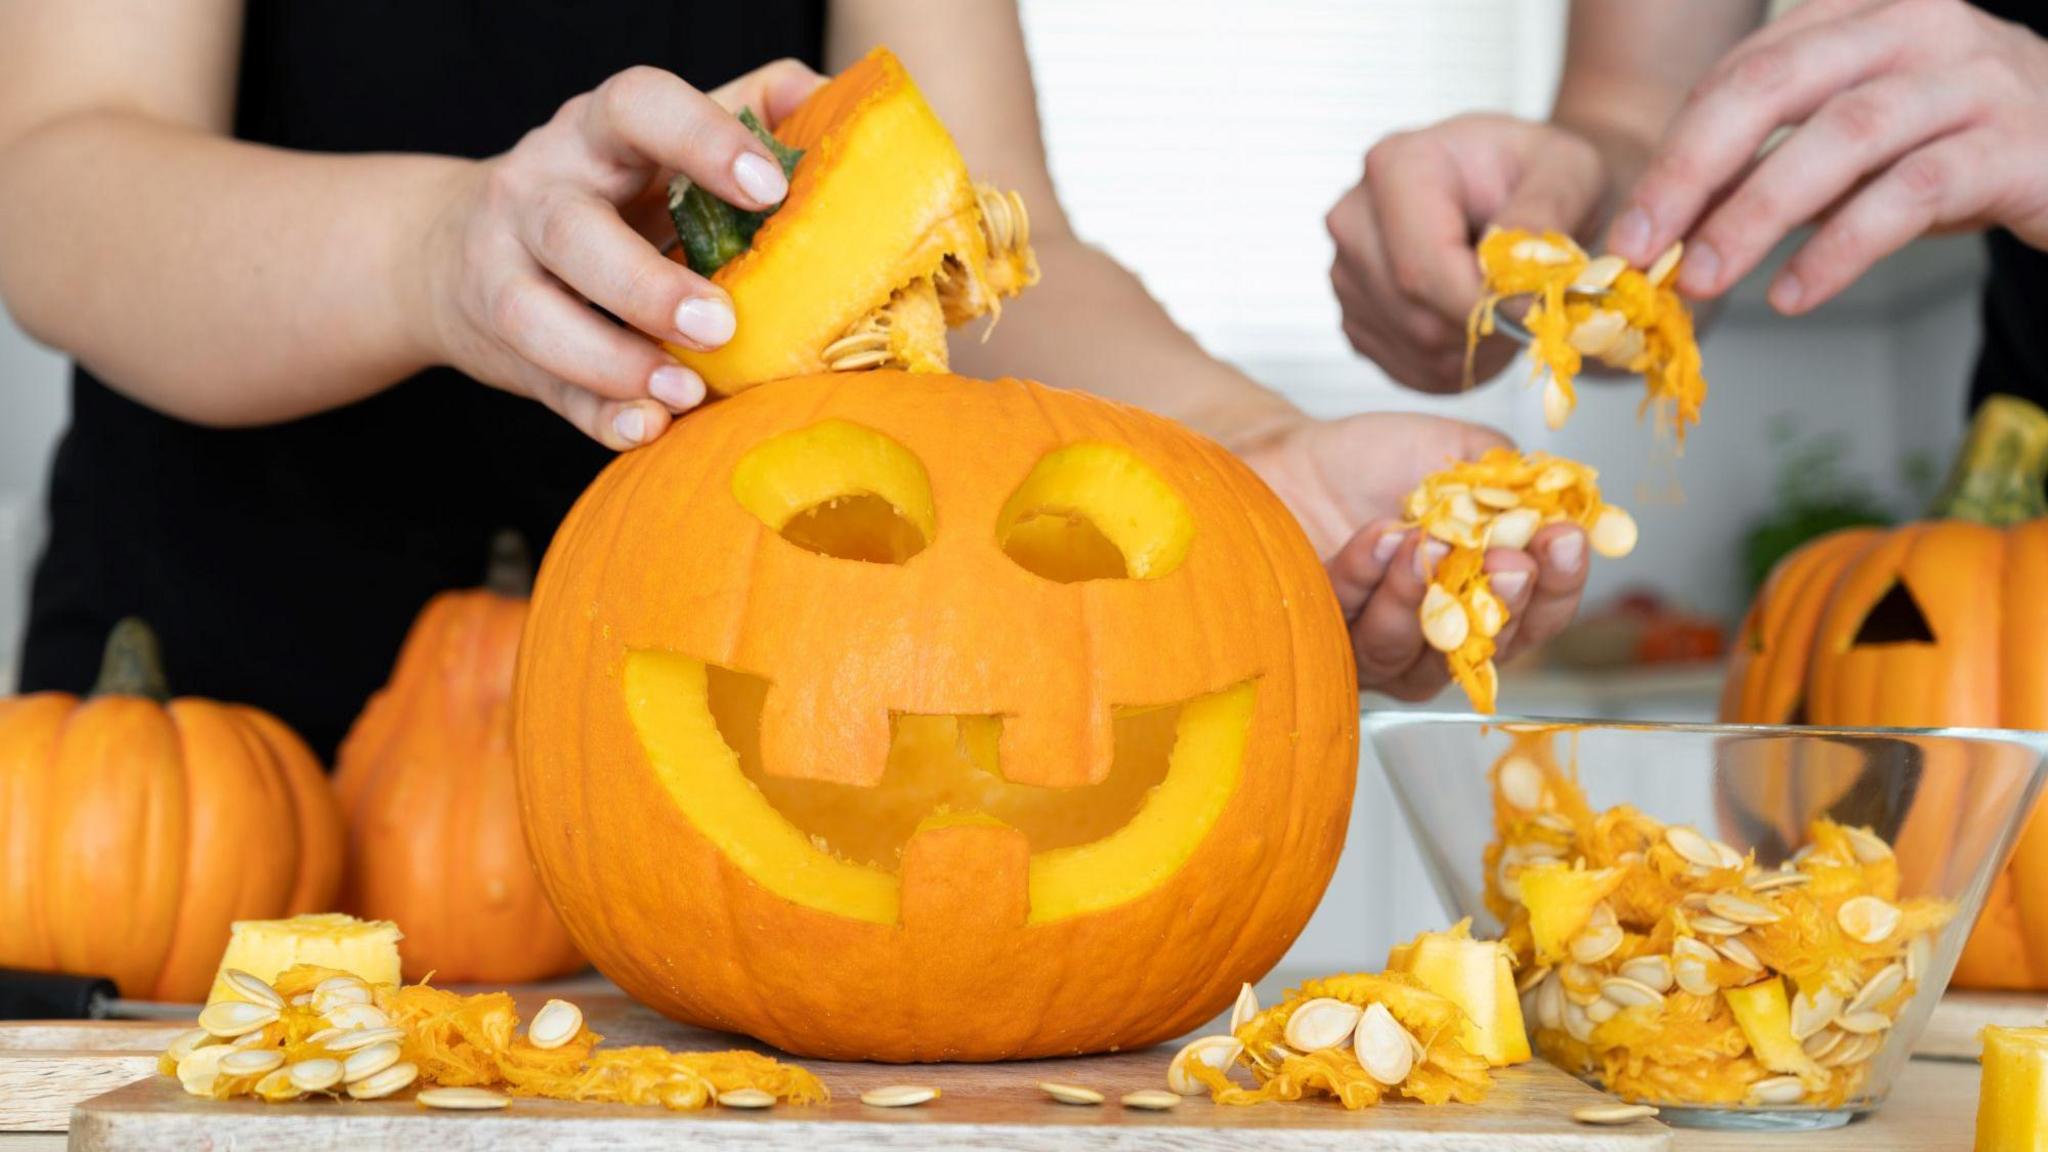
[420,1086,513,1111]
[1849,963,1906,1016]
[1121,1090,1181,1111]
[1665,826,1731,872]
[1511,237,1581,266]
[1672,937,1718,964]
[1542,376,1573,431]
[1570,923,1624,965]
[1841,1032,1886,1065]
[1588,506,1637,558]
[254,1067,302,1103]
[220,1049,284,1078]
[323,1003,390,1032]
[1421,584,1470,653]
[1790,988,1844,1041]
[1674,958,1718,998]
[176,1046,228,1097]
[1573,255,1630,294]
[1563,1000,1595,1043]
[288,1058,344,1093]
[346,1061,418,1101]
[1487,507,1543,550]
[1707,893,1782,926]
[198,1000,279,1039]
[1714,937,1763,972]
[1838,897,1901,945]
[1906,934,1932,983]
[1516,964,1553,995]
[1748,871,1812,893]
[1803,1028,1846,1062]
[1353,1002,1416,1087]
[289,993,314,1007]
[1618,956,1674,994]
[1747,1075,1806,1106]
[1819,1032,1873,1067]
[1229,983,1260,1034]
[527,999,583,1050]
[862,1085,938,1108]
[717,1088,776,1109]
[231,1029,273,1049]
[1167,1035,1242,1095]
[316,975,370,997]
[221,969,285,1010]
[1599,326,1648,369]
[1646,242,1684,287]
[1574,1102,1658,1125]
[1468,586,1508,639]
[1568,309,1628,357]
[304,1027,349,1048]
[323,1026,406,1053]
[1473,485,1522,510]
[342,1042,402,1084]
[1835,1011,1892,1036]
[1038,1081,1103,1106]
[1599,977,1665,1010]
[1842,825,1893,864]
[1535,973,1565,1031]
[1688,915,1746,937]
[1586,996,1620,1024]
[1283,997,1362,1053]
[164,1028,211,1063]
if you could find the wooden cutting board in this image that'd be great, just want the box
[0,1021,192,1133]
[70,994,1669,1151]
[1914,990,2047,1061]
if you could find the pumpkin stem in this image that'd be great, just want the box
[90,617,171,701]
[1930,394,2048,526]
[485,529,534,598]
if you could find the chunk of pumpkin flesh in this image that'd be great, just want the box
[667,49,1029,392]
[1723,977,1822,1077]
[1518,864,1624,964]
[1978,1027,2048,1152]
[1386,922,1531,1066]
[621,651,1253,925]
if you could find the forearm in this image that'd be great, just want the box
[950,233,1305,452]
[0,110,463,426]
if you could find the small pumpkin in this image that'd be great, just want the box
[1721,394,2048,989]
[334,533,583,983]
[0,619,343,1001]
[513,370,1357,1061]
[664,47,1038,393]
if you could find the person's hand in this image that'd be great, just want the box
[1327,113,1609,393]
[1607,0,2048,313]
[1242,413,1591,700]
[414,59,824,449]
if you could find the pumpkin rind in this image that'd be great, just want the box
[513,371,1357,1061]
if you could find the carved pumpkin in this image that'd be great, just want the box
[334,534,584,983]
[514,371,1357,1061]
[0,620,343,1000]
[664,48,1037,393]
[1721,395,2048,989]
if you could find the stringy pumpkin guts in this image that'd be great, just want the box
[1169,972,1493,1110]
[160,965,826,1111]
[1488,730,1953,1109]
[1468,229,1706,444]
[1401,449,1637,712]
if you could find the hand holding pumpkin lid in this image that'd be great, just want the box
[663,48,1039,393]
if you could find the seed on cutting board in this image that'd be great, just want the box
[1354,1002,1416,1087]
[1283,997,1362,1052]
[1039,1082,1104,1105]
[220,1049,285,1078]
[254,1067,302,1103]
[1168,1035,1243,1095]
[717,1088,777,1109]
[323,1003,390,1032]
[1121,1090,1181,1111]
[1229,982,1260,1034]
[342,1041,402,1084]
[419,1086,513,1111]
[1838,896,1901,944]
[1573,1102,1658,1125]
[861,1085,939,1108]
[176,1047,228,1097]
[346,1061,419,1101]
[288,1058,345,1093]
[324,1026,406,1053]
[198,999,279,1038]
[221,969,285,1010]
[164,1028,211,1062]
[1747,1075,1806,1106]
[527,999,583,1050]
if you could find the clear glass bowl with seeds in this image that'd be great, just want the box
[1366,713,2048,1132]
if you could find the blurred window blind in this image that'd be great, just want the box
[1018,0,1565,422]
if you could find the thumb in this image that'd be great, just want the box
[1493,134,1606,239]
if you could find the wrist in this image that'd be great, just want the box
[389,156,481,374]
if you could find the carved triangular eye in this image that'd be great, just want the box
[1850,581,1935,646]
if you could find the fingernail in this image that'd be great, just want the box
[732,151,788,207]
[1770,271,1804,313]
[648,363,706,411]
[613,406,648,446]
[1677,241,1720,295]
[674,295,736,348]
[1612,207,1651,262]
[1414,540,1448,580]
[1372,530,1405,566]
[1491,570,1530,600]
[1548,531,1585,575]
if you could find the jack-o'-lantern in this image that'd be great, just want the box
[513,371,1357,1061]
[1721,395,2048,988]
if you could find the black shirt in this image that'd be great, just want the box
[1969,0,2048,412]
[20,2,825,761]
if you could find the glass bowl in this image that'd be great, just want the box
[1366,713,2048,1131]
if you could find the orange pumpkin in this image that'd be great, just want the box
[334,535,584,983]
[0,619,343,1000]
[1721,395,2048,988]
[514,371,1357,1061]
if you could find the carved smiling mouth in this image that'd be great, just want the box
[623,652,1255,927]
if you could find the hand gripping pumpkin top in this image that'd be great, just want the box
[665,48,1039,393]
[513,372,1357,1061]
